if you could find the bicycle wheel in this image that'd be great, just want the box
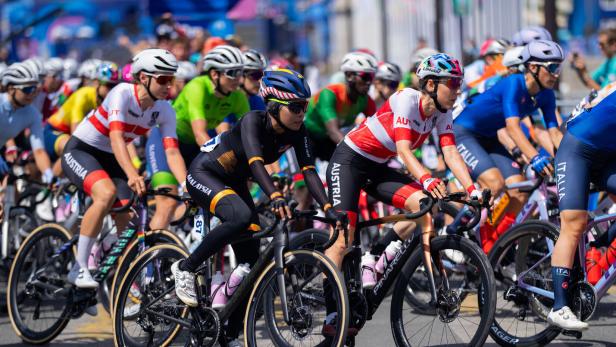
[0,207,38,309]
[113,244,188,347]
[488,220,562,347]
[244,249,349,347]
[289,228,329,250]
[7,223,75,344]
[107,229,186,312]
[390,235,495,346]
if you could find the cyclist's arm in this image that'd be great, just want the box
[396,140,431,181]
[191,119,210,146]
[293,133,330,209]
[107,93,139,179]
[505,116,539,159]
[496,128,517,153]
[186,81,210,146]
[442,144,474,192]
[539,91,562,150]
[160,107,187,186]
[28,112,52,174]
[316,90,344,143]
[241,113,279,199]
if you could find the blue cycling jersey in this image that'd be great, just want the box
[248,93,266,111]
[567,84,616,151]
[454,74,558,137]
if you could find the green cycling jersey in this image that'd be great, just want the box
[173,75,250,144]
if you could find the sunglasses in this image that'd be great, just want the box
[271,98,309,114]
[15,85,38,94]
[534,61,562,75]
[386,80,400,89]
[355,72,375,83]
[440,78,463,90]
[144,73,175,85]
[222,69,244,79]
[245,70,264,81]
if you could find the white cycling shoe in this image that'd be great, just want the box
[171,260,198,307]
[547,306,589,331]
[68,264,99,289]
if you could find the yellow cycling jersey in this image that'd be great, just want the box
[47,86,97,133]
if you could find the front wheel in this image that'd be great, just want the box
[244,250,349,347]
[390,235,495,346]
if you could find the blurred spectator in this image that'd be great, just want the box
[171,37,191,61]
[203,37,227,54]
[571,27,616,90]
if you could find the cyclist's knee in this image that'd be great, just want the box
[560,211,587,237]
[91,181,117,207]
[215,195,252,231]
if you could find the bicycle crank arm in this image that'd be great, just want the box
[31,280,70,296]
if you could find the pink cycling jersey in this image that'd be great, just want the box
[344,88,456,163]
[73,83,178,153]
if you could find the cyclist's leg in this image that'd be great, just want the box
[550,133,592,330]
[146,127,180,229]
[43,123,68,176]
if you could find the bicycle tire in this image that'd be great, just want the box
[288,228,329,250]
[106,229,186,312]
[487,220,562,347]
[390,235,495,346]
[7,223,75,344]
[113,244,188,347]
[244,249,350,347]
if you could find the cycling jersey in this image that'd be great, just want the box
[454,74,558,137]
[345,88,455,163]
[304,83,376,138]
[72,83,178,153]
[48,86,97,133]
[463,60,485,88]
[245,92,266,111]
[566,81,616,151]
[196,110,327,206]
[591,56,616,88]
[0,94,44,150]
[173,75,250,145]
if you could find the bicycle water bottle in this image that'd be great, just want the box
[225,263,250,297]
[361,252,377,289]
[375,240,403,274]
[599,239,616,271]
[211,271,226,309]
[586,247,602,285]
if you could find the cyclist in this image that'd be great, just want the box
[0,63,53,183]
[371,61,402,108]
[45,61,120,169]
[37,58,66,120]
[172,44,250,163]
[464,38,509,89]
[171,69,343,346]
[241,48,267,111]
[453,40,564,253]
[323,53,483,333]
[305,51,377,160]
[61,49,187,292]
[549,82,616,331]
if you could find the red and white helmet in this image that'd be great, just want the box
[479,38,510,57]
[340,52,378,73]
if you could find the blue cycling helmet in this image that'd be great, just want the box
[259,69,311,101]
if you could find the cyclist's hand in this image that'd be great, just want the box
[420,174,446,199]
[467,185,483,203]
[271,196,292,220]
[570,53,586,72]
[4,146,17,164]
[42,168,54,184]
[530,154,553,177]
[325,208,347,230]
[128,174,146,196]
[0,156,9,176]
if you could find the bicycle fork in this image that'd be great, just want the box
[274,224,292,323]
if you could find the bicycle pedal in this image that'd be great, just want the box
[562,330,583,339]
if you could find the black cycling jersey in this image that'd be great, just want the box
[200,110,328,207]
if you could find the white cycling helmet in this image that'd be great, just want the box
[480,38,510,57]
[203,45,244,72]
[2,62,39,86]
[502,46,526,68]
[78,59,102,80]
[411,47,439,67]
[243,49,267,70]
[376,61,402,81]
[45,57,64,77]
[521,40,564,63]
[132,48,178,75]
[175,61,198,81]
[340,52,378,73]
[512,26,553,46]
[23,57,47,78]
[62,58,79,80]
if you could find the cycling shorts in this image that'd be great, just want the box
[43,123,69,161]
[61,136,132,207]
[454,124,520,180]
[555,132,616,211]
[326,141,423,227]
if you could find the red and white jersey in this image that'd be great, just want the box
[73,83,178,153]
[344,88,455,163]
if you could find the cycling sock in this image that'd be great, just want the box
[370,228,402,256]
[551,266,571,311]
[76,235,96,270]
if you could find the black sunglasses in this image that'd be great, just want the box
[356,72,375,82]
[15,85,38,94]
[245,70,264,81]
[222,69,244,79]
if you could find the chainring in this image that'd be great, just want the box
[188,307,220,347]
[348,291,368,330]
[570,281,597,322]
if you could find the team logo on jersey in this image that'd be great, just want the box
[128,109,142,118]
[149,112,160,126]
